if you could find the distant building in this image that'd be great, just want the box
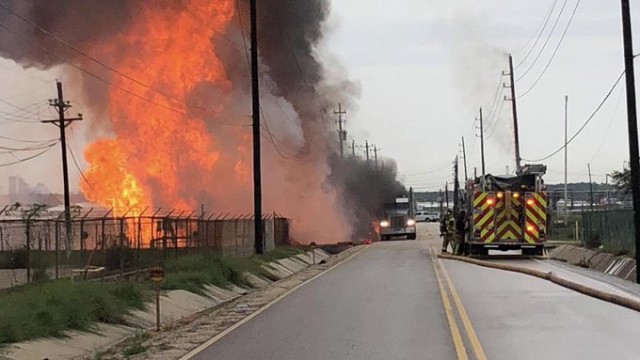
[3,176,85,206]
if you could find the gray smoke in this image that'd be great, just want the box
[328,155,408,239]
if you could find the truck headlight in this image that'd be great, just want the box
[407,219,416,226]
[380,220,389,227]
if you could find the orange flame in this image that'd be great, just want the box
[81,1,234,241]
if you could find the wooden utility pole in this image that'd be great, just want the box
[588,163,594,211]
[445,182,449,209]
[478,107,486,176]
[351,139,356,157]
[453,157,460,215]
[334,103,347,158]
[373,145,379,168]
[621,0,640,283]
[505,54,521,173]
[365,140,370,162]
[249,0,263,254]
[42,81,82,256]
[461,136,468,181]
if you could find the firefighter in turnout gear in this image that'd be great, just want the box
[454,210,468,255]
[440,209,453,253]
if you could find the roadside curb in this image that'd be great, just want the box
[438,253,640,314]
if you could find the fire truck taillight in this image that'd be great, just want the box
[486,198,495,206]
[497,192,504,199]
[513,192,520,199]
[526,225,535,232]
[526,199,534,206]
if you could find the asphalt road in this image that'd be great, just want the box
[190,223,640,360]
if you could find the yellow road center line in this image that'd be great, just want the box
[429,247,469,360]
[438,258,488,360]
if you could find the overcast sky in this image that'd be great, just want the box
[327,0,640,191]
[1,0,640,194]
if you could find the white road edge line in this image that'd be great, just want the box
[178,245,371,360]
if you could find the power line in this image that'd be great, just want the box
[67,142,94,190]
[259,107,297,160]
[589,84,625,162]
[0,142,56,167]
[484,79,506,133]
[235,0,252,68]
[402,163,452,176]
[518,0,581,98]
[0,22,247,128]
[522,69,625,162]
[0,4,198,112]
[485,96,507,139]
[515,0,559,67]
[515,0,568,80]
[0,134,57,143]
[0,61,53,83]
[0,98,41,115]
[0,140,58,152]
[281,27,314,89]
[174,0,245,50]
[0,103,43,123]
[485,74,505,122]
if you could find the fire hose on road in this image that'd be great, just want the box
[438,253,640,314]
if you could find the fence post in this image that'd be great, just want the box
[137,215,142,252]
[119,217,125,278]
[55,220,59,279]
[25,220,31,283]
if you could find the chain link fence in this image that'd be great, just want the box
[0,207,290,289]
[582,209,634,254]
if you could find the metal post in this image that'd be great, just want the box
[564,95,569,221]
[155,283,161,331]
[620,0,640,282]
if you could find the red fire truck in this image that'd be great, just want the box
[465,165,548,256]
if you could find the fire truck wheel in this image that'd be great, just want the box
[523,246,544,256]
[469,245,488,256]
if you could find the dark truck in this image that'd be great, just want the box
[379,197,417,240]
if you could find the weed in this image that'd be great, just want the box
[123,331,149,358]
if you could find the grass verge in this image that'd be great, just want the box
[162,247,303,294]
[0,280,147,345]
